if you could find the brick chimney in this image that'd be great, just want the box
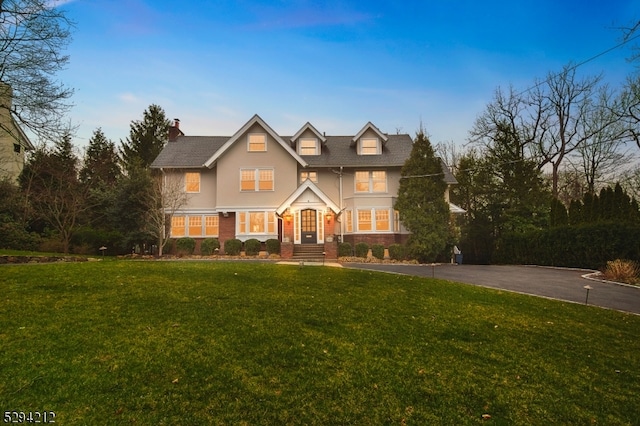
[168,118,183,142]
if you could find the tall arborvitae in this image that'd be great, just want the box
[395,128,450,263]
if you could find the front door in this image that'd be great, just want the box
[300,209,317,244]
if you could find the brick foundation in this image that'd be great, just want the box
[219,213,236,254]
[343,233,407,247]
[281,242,293,259]
[323,240,337,260]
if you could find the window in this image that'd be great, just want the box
[300,171,318,183]
[189,216,202,236]
[359,138,380,155]
[240,168,274,191]
[238,211,276,235]
[185,172,200,192]
[205,215,219,236]
[259,169,273,191]
[355,171,387,193]
[355,171,370,192]
[345,210,353,233]
[248,133,266,152]
[372,171,387,192]
[171,216,185,237]
[354,209,391,232]
[394,210,400,232]
[357,210,372,231]
[298,138,319,155]
[375,209,390,231]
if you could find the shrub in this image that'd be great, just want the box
[372,244,385,260]
[355,242,369,258]
[176,237,196,255]
[201,238,220,255]
[602,259,639,285]
[338,242,352,257]
[266,238,280,255]
[388,244,405,261]
[224,238,242,255]
[244,238,262,256]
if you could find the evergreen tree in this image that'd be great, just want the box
[395,128,450,263]
[119,104,171,174]
[80,128,121,187]
[80,128,121,230]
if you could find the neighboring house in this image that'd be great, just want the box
[0,84,34,183]
[150,114,460,259]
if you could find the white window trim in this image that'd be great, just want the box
[247,133,267,152]
[358,137,380,155]
[354,208,393,233]
[354,170,387,194]
[300,170,318,183]
[298,138,319,155]
[240,168,274,192]
[185,172,201,193]
[236,210,278,241]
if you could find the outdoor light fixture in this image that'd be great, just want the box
[326,212,332,223]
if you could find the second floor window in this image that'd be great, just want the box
[185,172,200,192]
[241,168,274,191]
[248,133,267,152]
[300,171,318,183]
[359,138,380,155]
[355,171,387,193]
[298,138,319,155]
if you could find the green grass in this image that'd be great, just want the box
[1,261,639,425]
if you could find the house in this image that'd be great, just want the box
[0,84,34,183]
[150,114,459,259]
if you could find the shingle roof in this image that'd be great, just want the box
[150,130,457,184]
[150,136,228,168]
[299,134,411,167]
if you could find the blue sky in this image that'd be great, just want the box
[57,0,639,149]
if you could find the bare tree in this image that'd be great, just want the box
[0,0,74,141]
[570,85,634,193]
[145,170,190,257]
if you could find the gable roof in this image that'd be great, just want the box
[290,122,326,144]
[203,114,307,168]
[276,179,340,215]
[351,121,388,146]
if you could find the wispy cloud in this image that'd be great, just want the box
[118,93,140,104]
[241,2,375,31]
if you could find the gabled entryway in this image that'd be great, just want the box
[276,180,339,246]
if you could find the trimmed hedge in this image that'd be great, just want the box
[338,242,352,257]
[244,238,261,256]
[388,244,405,261]
[224,238,242,255]
[493,222,640,269]
[355,242,369,258]
[266,238,280,255]
[176,237,196,255]
[201,238,220,255]
[372,244,385,260]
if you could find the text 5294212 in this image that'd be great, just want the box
[3,412,55,423]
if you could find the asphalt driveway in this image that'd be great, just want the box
[342,263,640,315]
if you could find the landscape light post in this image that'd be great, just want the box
[583,285,593,305]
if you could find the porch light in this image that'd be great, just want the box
[325,212,332,223]
[284,212,292,224]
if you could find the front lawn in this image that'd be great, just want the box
[1,261,638,424]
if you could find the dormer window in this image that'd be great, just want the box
[359,138,380,155]
[248,133,267,152]
[298,138,319,155]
